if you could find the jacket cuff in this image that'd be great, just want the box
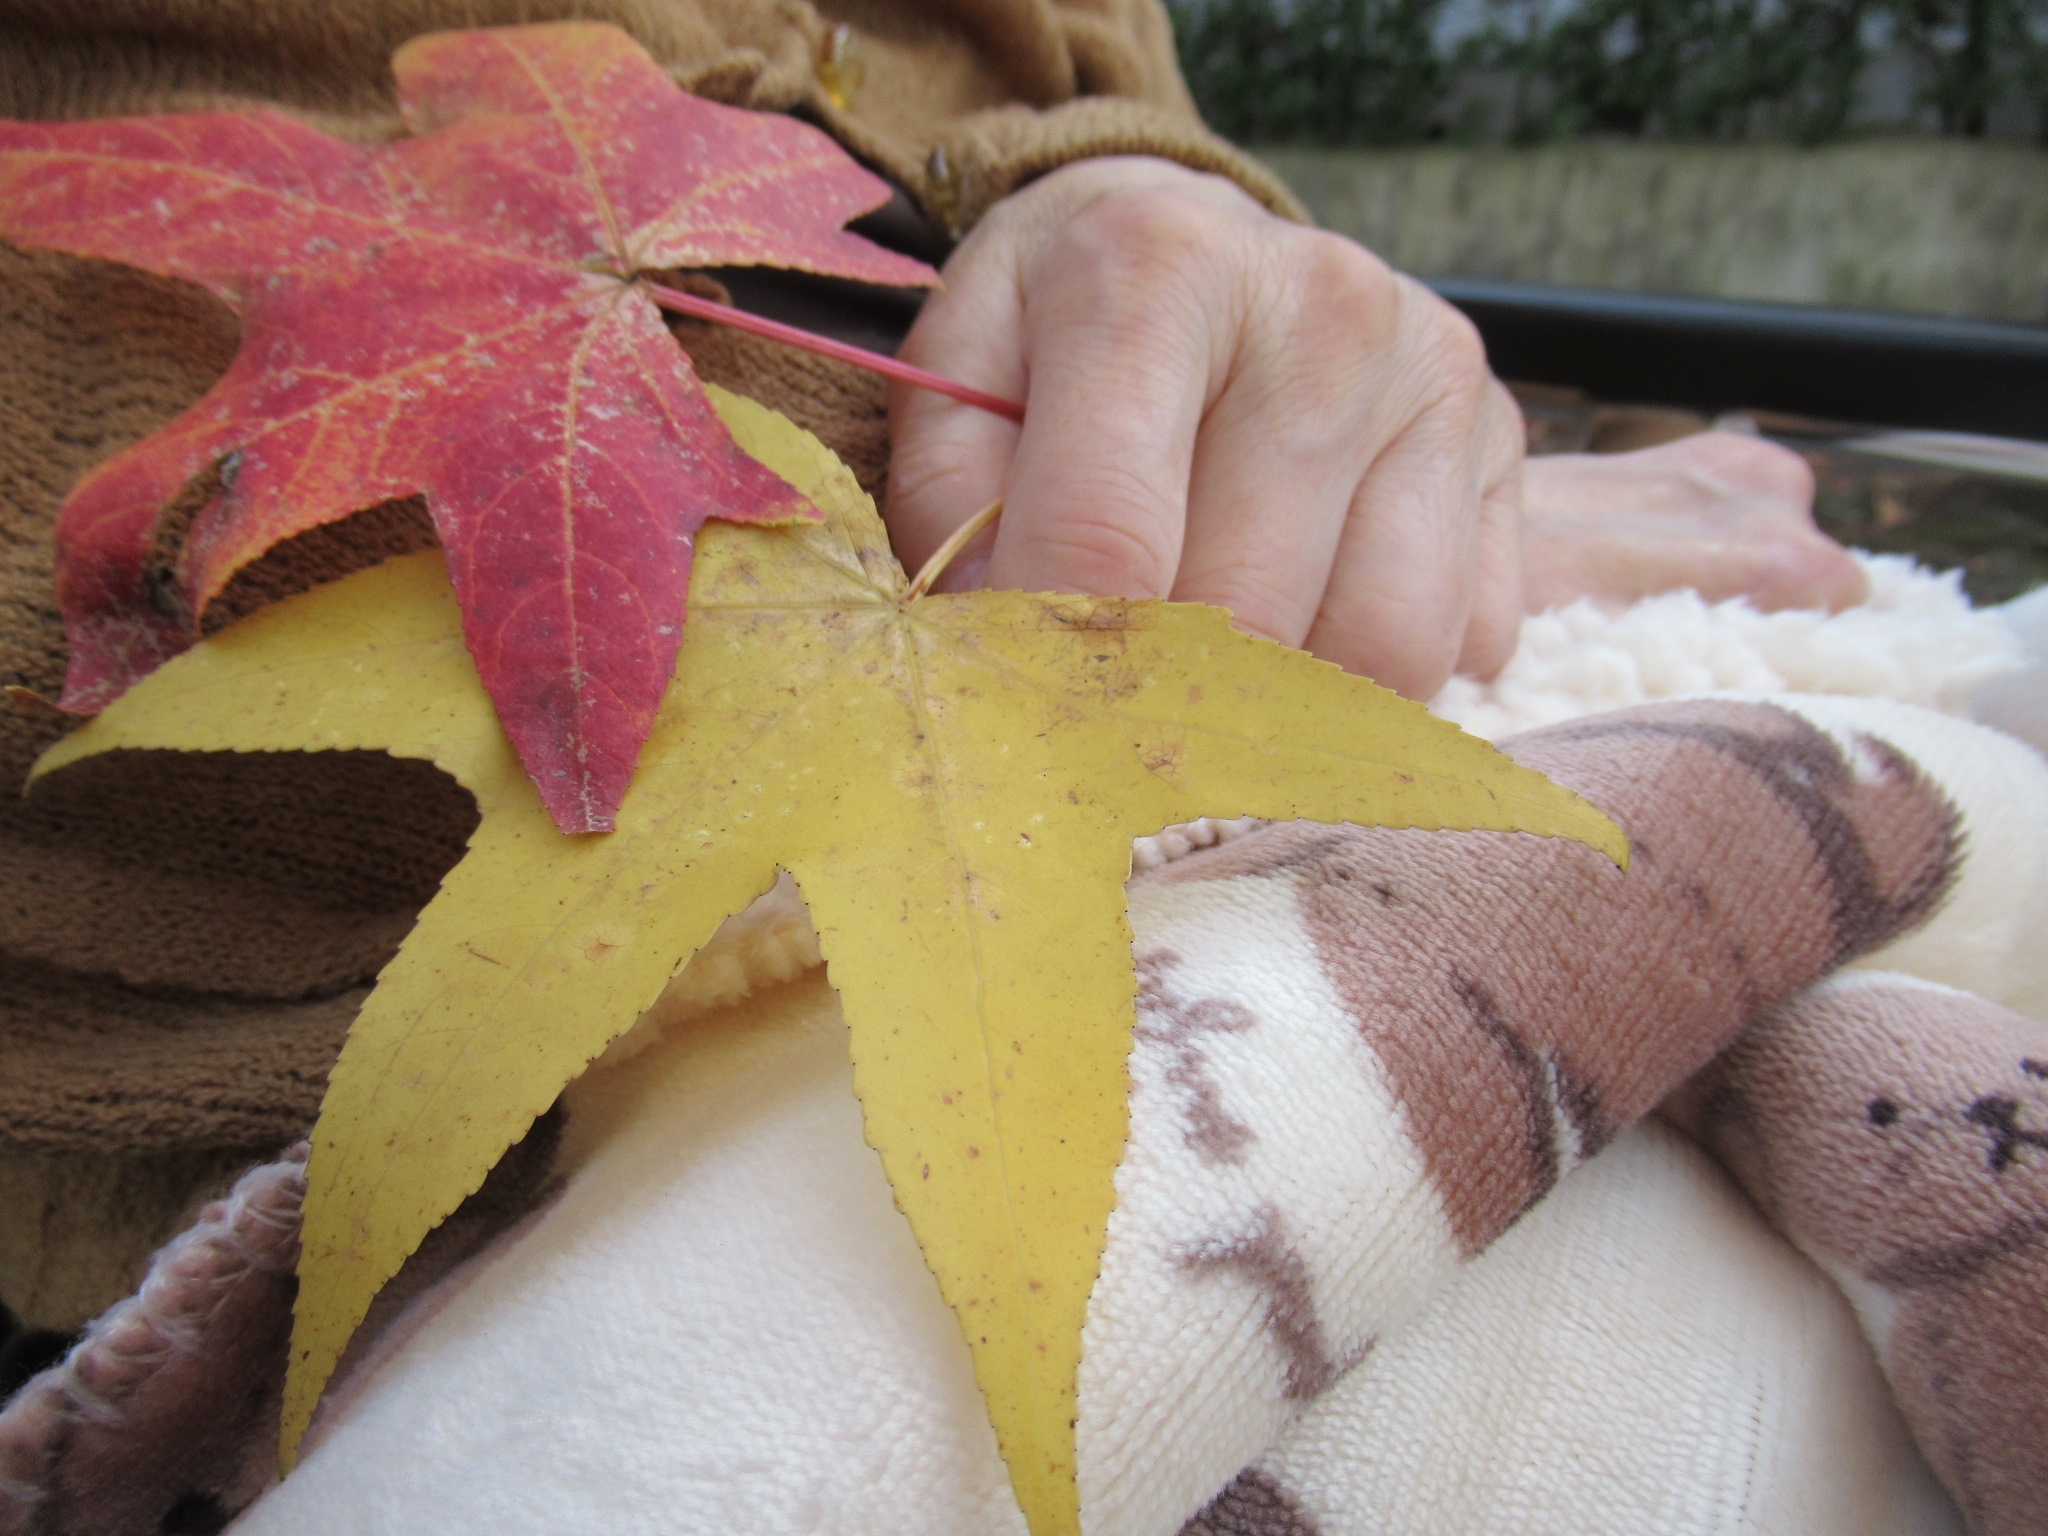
[918,98,1308,237]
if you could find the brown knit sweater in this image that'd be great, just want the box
[0,0,1301,1328]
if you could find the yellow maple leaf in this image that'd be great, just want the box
[33,390,1624,1536]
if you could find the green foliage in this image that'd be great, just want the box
[1166,0,2048,145]
[1891,0,2048,136]
[1172,0,1451,143]
[1486,0,1877,143]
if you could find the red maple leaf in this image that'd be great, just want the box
[0,22,937,832]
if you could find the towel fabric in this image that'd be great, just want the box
[1673,970,2048,1536]
[5,688,2044,1536]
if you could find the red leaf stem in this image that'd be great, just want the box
[646,281,1024,424]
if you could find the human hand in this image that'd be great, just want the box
[1521,432,1868,615]
[883,157,1525,701]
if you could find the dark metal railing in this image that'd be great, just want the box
[1427,279,2048,442]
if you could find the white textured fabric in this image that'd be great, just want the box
[235,835,1977,1536]
[258,973,1025,1536]
[1781,694,2048,1022]
[1431,554,2025,743]
[227,560,2044,1536]
[1250,1120,1964,1536]
[238,871,1469,1536]
[1080,873,1454,1534]
[1970,586,2048,757]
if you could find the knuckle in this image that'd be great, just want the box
[1281,232,1399,346]
[1226,241,1403,443]
[1360,632,1458,700]
[1314,587,1461,699]
[1675,430,1818,509]
[1262,256,1498,439]
[885,443,965,514]
[1420,297,1492,399]
[1303,230,1397,304]
[1459,588,1522,681]
[1181,563,1312,645]
[1054,187,1225,295]
[1741,436,1817,504]
[1031,476,1181,597]
[1041,520,1176,599]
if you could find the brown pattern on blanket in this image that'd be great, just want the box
[1136,952,1258,1166]
[1180,1466,1323,1535]
[1146,701,1963,1255]
[1176,1205,1369,1401]
[1675,979,2048,1536]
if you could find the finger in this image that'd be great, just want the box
[1667,433,1868,611]
[982,189,1233,601]
[1169,234,1404,648]
[884,214,1028,586]
[1453,380,1527,679]
[886,159,1261,591]
[1302,283,1499,698]
[1519,432,1869,614]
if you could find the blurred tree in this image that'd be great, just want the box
[1889,0,2046,136]
[1478,0,1878,143]
[1165,0,2048,144]
[1172,0,1451,142]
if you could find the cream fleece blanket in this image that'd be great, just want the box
[4,558,2045,1536]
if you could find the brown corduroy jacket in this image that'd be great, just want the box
[0,0,1300,1330]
